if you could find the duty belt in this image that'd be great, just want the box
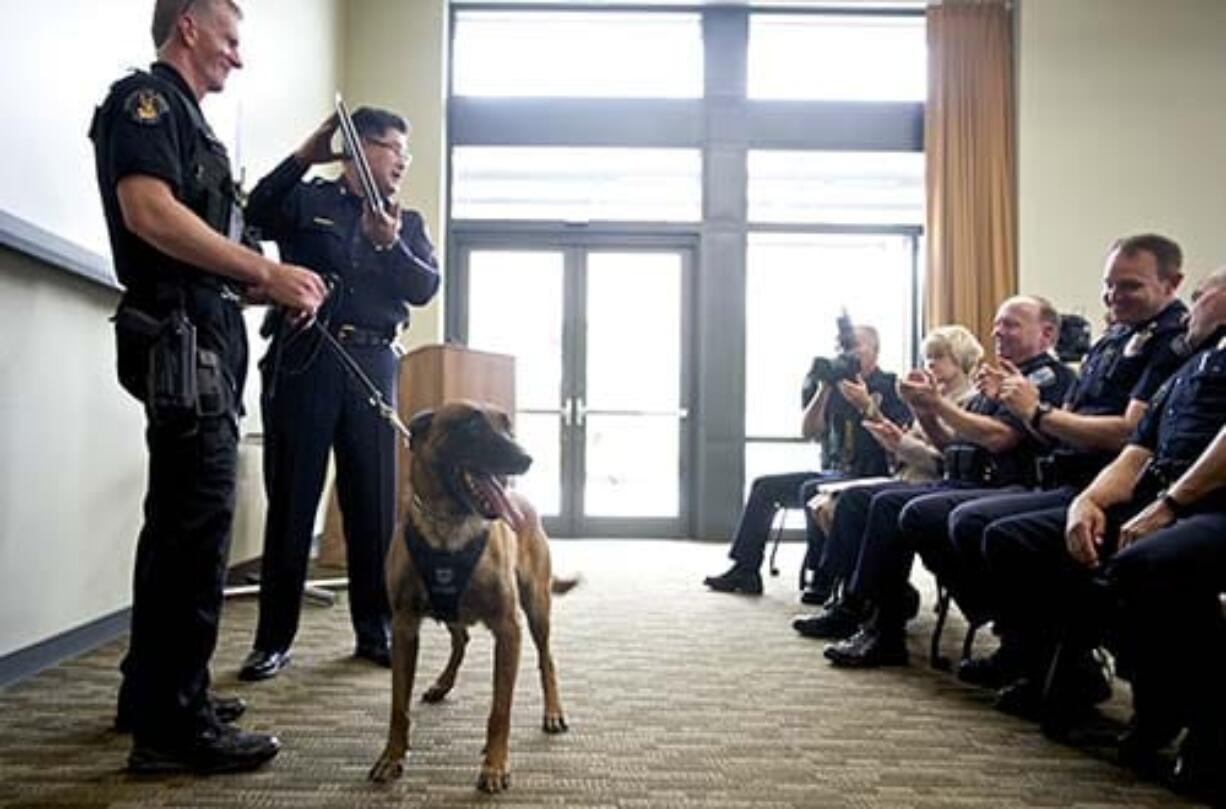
[332,323,395,347]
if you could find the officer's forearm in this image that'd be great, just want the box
[1167,426,1226,507]
[1038,400,1142,452]
[932,396,1018,453]
[118,175,274,287]
[1081,444,1152,509]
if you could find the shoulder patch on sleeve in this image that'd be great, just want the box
[1027,365,1058,388]
[123,88,170,126]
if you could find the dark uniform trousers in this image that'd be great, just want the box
[845,482,945,618]
[120,294,246,742]
[1106,510,1226,733]
[728,470,835,571]
[254,341,398,654]
[817,480,910,584]
[943,487,1078,624]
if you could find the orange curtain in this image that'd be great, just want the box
[925,0,1016,357]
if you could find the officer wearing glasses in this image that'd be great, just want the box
[238,108,440,681]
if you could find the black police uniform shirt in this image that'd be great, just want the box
[245,154,440,338]
[822,368,912,477]
[1130,326,1226,508]
[1046,299,1189,481]
[91,62,237,298]
[90,62,247,400]
[943,352,1075,486]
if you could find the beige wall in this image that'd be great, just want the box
[343,0,448,349]
[0,0,342,658]
[1017,0,1226,327]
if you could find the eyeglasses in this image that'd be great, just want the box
[364,138,412,162]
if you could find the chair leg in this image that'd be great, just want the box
[961,619,981,663]
[930,585,952,671]
[767,506,784,578]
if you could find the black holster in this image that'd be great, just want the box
[113,303,234,424]
[147,308,199,420]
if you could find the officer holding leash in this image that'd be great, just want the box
[238,108,440,681]
[92,0,327,774]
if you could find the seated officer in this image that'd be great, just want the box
[704,325,910,597]
[926,234,1188,689]
[238,108,440,681]
[982,268,1226,798]
[793,325,981,638]
[813,297,1075,666]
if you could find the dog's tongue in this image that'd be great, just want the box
[473,473,525,532]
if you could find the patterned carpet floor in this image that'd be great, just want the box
[0,539,1203,807]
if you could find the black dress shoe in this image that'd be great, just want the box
[957,644,1024,690]
[238,648,292,682]
[129,724,280,775]
[799,571,836,606]
[793,599,863,640]
[1117,714,1181,775]
[702,565,763,595]
[994,677,1042,719]
[115,693,247,734]
[1173,726,1226,802]
[824,626,908,668]
[355,643,391,668]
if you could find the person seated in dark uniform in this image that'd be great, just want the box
[795,325,981,629]
[803,297,1075,668]
[237,109,440,681]
[924,234,1188,691]
[983,268,1226,800]
[703,325,910,597]
[92,0,328,773]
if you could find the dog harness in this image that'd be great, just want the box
[402,521,490,622]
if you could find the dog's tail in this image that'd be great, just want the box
[551,575,582,595]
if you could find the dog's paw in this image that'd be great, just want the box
[477,765,511,793]
[421,683,450,703]
[542,713,569,734]
[368,753,407,783]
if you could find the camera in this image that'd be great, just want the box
[801,311,861,405]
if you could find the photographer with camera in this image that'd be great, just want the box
[704,321,910,597]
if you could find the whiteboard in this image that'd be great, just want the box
[0,2,242,288]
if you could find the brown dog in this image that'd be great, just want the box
[368,401,575,793]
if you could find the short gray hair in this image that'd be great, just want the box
[152,0,242,48]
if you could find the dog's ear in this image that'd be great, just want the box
[408,409,435,451]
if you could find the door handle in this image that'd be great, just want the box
[577,406,690,419]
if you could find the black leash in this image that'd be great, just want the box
[309,319,412,446]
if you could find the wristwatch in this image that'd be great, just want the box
[1030,401,1053,432]
[1159,489,1191,519]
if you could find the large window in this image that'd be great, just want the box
[453,10,703,98]
[748,14,926,101]
[448,5,925,537]
[452,147,702,223]
[748,151,924,226]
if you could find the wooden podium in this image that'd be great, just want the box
[318,344,515,566]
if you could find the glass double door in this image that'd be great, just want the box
[454,238,692,538]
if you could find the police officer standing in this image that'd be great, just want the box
[91,0,327,773]
[237,109,440,681]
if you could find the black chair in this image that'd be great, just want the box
[929,582,985,670]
